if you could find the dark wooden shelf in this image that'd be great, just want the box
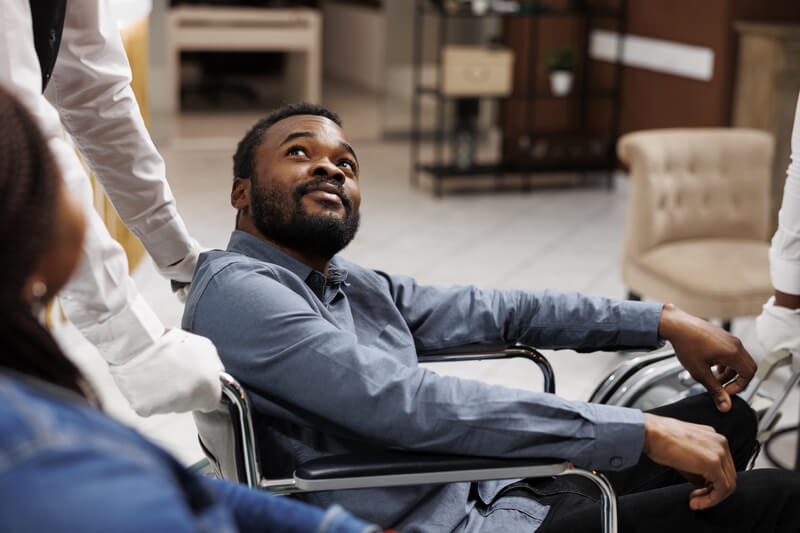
[419,158,614,177]
[416,87,619,100]
[410,0,628,196]
[419,3,623,19]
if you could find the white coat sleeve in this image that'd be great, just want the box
[756,91,800,369]
[768,92,800,294]
[0,1,222,415]
[44,0,198,278]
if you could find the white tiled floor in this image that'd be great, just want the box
[73,79,799,470]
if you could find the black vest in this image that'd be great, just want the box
[29,0,67,92]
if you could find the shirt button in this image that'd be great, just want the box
[609,456,623,468]
[49,29,57,42]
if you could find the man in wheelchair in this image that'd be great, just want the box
[183,103,800,532]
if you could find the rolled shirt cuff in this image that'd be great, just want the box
[585,402,646,471]
[619,301,665,350]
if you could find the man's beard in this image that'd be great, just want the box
[250,176,360,261]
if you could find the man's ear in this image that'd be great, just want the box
[231,178,251,211]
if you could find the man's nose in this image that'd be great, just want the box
[312,160,345,184]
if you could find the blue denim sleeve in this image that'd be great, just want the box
[0,442,378,533]
[201,477,381,533]
[0,447,231,533]
[187,262,647,471]
[379,273,665,353]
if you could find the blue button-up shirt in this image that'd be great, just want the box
[183,230,665,532]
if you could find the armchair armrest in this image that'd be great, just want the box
[417,343,555,394]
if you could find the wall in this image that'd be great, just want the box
[618,0,800,134]
[322,0,386,92]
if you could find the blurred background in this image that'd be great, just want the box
[69,0,800,473]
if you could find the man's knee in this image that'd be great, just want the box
[728,394,757,437]
[647,393,757,463]
[650,392,754,430]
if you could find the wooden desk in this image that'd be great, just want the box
[166,6,322,114]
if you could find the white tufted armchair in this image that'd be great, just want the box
[617,128,775,323]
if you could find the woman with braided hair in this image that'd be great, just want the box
[0,78,91,402]
[0,86,381,533]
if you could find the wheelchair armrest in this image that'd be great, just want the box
[417,343,555,394]
[209,376,618,532]
[294,450,570,491]
[292,450,618,533]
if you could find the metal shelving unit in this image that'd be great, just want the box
[410,0,628,196]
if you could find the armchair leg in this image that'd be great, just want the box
[721,320,731,332]
[627,291,641,301]
[558,467,618,533]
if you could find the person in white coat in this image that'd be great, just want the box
[757,92,800,368]
[0,0,223,415]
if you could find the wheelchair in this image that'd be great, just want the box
[194,344,619,533]
[589,345,798,442]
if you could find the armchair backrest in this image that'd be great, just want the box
[617,128,774,260]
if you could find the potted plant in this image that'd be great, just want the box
[545,48,576,96]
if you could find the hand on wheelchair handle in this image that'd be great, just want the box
[657,303,756,413]
[108,329,224,416]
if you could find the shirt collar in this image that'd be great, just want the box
[227,230,313,280]
[226,230,348,299]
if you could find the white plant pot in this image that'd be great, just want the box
[549,71,573,96]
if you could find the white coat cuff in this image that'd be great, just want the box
[769,249,800,295]
[136,215,195,273]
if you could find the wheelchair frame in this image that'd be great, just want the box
[198,344,619,533]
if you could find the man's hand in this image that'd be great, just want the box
[642,413,736,510]
[658,304,756,412]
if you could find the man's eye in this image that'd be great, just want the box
[339,159,356,171]
[287,146,307,157]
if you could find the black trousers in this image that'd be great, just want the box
[519,394,800,532]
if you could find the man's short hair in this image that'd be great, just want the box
[232,102,342,181]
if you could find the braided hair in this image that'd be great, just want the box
[0,85,92,400]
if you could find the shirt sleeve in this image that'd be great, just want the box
[378,272,665,353]
[0,0,163,364]
[187,263,646,471]
[769,91,800,295]
[44,0,194,269]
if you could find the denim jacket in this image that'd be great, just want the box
[0,371,379,533]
